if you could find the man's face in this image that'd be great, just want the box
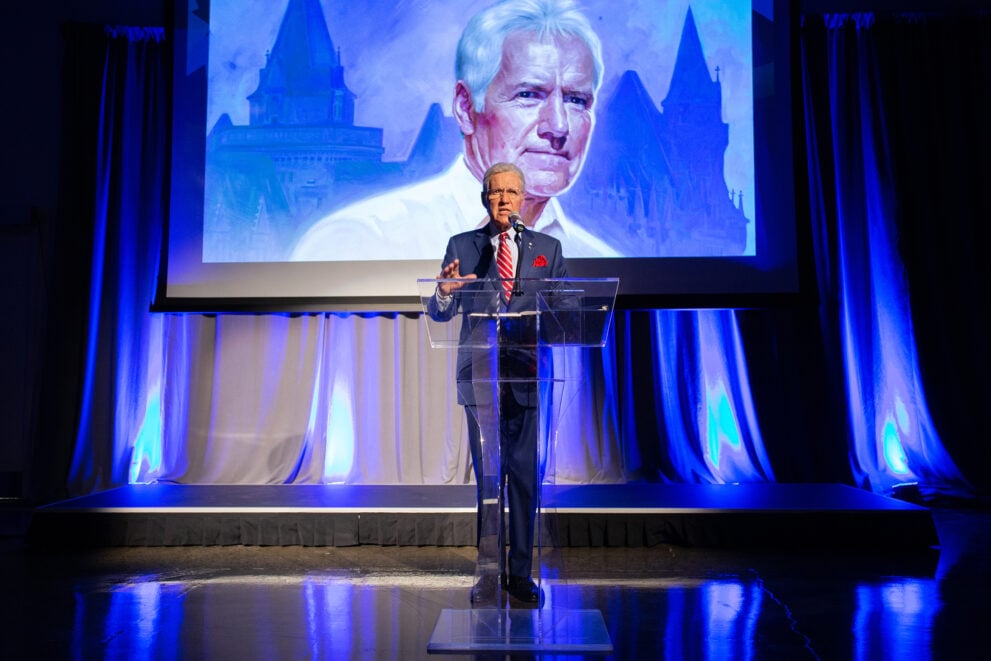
[484,171,525,231]
[470,32,596,200]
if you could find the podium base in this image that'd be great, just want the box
[427,608,613,655]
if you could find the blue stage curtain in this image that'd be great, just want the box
[61,25,168,495]
[799,12,985,499]
[615,310,775,485]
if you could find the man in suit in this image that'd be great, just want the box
[428,162,567,606]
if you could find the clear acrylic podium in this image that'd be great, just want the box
[419,277,618,655]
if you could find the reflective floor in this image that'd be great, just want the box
[0,507,988,659]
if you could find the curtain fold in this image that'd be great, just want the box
[649,310,774,484]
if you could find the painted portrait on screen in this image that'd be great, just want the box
[203,0,754,262]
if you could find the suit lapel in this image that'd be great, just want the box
[517,232,542,280]
[466,229,498,290]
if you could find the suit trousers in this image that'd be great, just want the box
[464,389,540,580]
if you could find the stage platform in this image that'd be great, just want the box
[26,482,938,550]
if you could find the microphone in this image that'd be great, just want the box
[509,213,526,234]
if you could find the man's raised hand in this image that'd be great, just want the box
[437,258,477,297]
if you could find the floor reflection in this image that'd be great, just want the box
[1,508,988,659]
[853,580,941,661]
[58,566,947,659]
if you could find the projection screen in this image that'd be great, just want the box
[159,0,805,311]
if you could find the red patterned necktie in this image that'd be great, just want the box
[497,231,514,302]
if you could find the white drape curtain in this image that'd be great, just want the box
[144,313,628,486]
[122,309,775,490]
[156,313,462,484]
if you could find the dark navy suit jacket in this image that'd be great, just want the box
[427,224,568,406]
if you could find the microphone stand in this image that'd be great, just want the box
[512,229,524,297]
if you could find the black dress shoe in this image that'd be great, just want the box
[470,573,501,604]
[504,575,543,605]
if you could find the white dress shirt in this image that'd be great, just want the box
[290,156,619,261]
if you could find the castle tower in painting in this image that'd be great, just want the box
[562,6,748,256]
[659,6,747,254]
[248,0,356,127]
[204,0,387,261]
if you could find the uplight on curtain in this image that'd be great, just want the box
[802,13,972,499]
[66,26,167,495]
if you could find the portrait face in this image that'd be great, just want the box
[461,31,597,200]
[483,170,525,231]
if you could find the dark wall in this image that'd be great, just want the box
[1,1,166,227]
[0,1,165,498]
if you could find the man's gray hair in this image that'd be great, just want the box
[456,0,604,112]
[483,162,526,192]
